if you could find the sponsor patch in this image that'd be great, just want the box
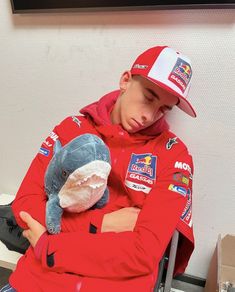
[39,147,50,157]
[181,188,192,227]
[125,153,157,194]
[166,137,178,150]
[168,58,192,93]
[173,172,189,186]
[168,184,187,196]
[125,181,152,193]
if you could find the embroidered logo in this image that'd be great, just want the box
[166,137,178,150]
[49,131,59,142]
[43,140,53,148]
[133,64,148,70]
[42,131,59,149]
[181,188,192,227]
[168,58,192,93]
[72,116,82,127]
[125,153,157,194]
[174,161,192,175]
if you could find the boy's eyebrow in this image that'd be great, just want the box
[146,88,160,99]
[146,87,177,110]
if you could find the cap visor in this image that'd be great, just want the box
[143,76,197,118]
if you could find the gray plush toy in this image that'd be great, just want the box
[45,134,111,234]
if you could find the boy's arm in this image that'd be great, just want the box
[33,150,194,279]
[12,116,105,232]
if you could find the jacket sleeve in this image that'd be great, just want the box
[12,127,57,229]
[12,116,105,231]
[38,149,193,279]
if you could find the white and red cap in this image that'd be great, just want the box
[130,46,196,117]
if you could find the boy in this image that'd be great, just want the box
[1,45,196,292]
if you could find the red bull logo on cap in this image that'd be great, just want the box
[179,64,192,76]
[125,153,157,193]
[168,58,192,93]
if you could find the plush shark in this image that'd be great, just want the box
[45,134,111,234]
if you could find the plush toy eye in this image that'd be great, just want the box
[62,170,67,177]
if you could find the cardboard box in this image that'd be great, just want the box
[205,234,235,292]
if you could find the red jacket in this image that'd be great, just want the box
[10,90,194,292]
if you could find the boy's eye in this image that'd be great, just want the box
[145,95,154,102]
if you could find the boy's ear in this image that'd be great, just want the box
[119,71,132,91]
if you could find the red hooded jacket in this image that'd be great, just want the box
[10,90,194,292]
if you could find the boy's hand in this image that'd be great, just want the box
[20,211,46,247]
[101,207,140,233]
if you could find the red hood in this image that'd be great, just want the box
[80,90,169,136]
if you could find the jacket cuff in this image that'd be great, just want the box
[34,231,49,260]
[89,211,105,233]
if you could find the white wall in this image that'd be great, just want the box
[0,0,234,278]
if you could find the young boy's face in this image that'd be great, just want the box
[111,72,179,134]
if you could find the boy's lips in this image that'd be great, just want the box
[130,118,143,129]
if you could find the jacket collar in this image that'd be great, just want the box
[80,90,169,140]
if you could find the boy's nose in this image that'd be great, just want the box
[141,107,163,124]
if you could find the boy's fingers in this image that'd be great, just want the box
[22,229,29,239]
[19,211,35,228]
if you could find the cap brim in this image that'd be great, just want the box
[142,76,197,118]
[177,95,197,118]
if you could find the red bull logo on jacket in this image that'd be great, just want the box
[168,58,192,93]
[125,153,157,194]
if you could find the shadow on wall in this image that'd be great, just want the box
[9,6,235,27]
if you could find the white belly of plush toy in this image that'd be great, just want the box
[58,160,111,213]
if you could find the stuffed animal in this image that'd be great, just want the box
[44,134,111,234]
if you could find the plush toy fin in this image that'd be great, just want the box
[53,139,62,155]
[46,194,63,234]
